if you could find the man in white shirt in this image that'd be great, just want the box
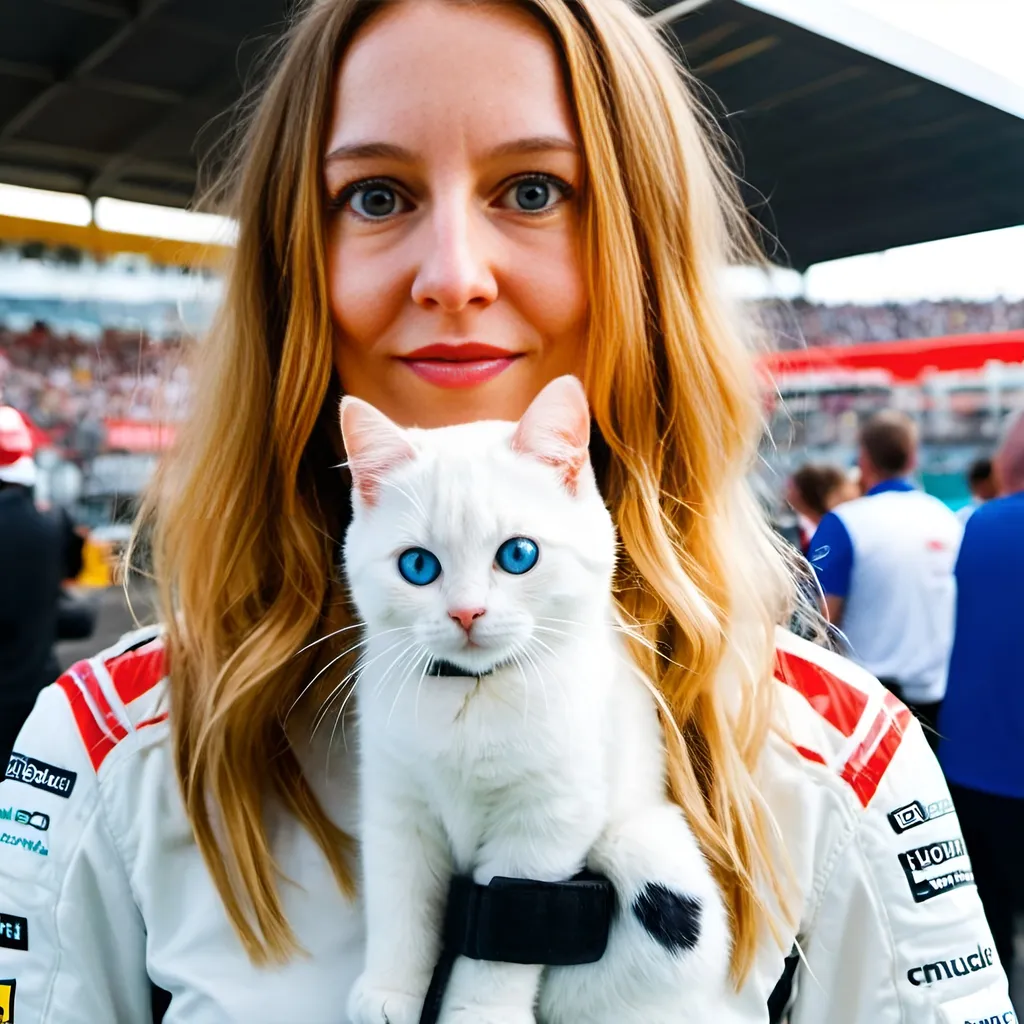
[809,411,962,750]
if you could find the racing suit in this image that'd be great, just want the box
[0,626,1013,1023]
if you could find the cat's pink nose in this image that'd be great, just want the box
[449,607,486,632]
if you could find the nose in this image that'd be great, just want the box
[411,197,498,313]
[449,607,486,632]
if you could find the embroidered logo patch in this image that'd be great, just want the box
[4,754,76,799]
[0,915,27,952]
[898,834,975,903]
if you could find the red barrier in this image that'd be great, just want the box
[761,331,1024,383]
[103,419,177,452]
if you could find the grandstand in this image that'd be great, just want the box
[1,0,1024,523]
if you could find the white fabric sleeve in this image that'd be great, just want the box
[0,682,150,1023]
[789,718,1013,1024]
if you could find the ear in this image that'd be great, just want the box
[339,396,416,507]
[511,375,591,496]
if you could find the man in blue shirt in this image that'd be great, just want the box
[809,411,961,749]
[939,409,1024,973]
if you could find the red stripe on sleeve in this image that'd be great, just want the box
[793,744,828,766]
[106,642,167,706]
[775,648,869,738]
[840,702,913,808]
[70,661,128,744]
[56,674,121,771]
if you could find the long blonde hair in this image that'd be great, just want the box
[138,0,795,985]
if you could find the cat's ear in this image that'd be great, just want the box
[340,396,416,507]
[511,375,591,496]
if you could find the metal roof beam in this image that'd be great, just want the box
[86,68,242,200]
[0,60,56,85]
[0,0,174,142]
[40,0,130,19]
[0,139,195,183]
[692,35,780,76]
[0,64,178,104]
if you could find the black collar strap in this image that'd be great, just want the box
[425,657,512,679]
[425,658,483,678]
[419,871,614,1024]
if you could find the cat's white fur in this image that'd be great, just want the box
[342,377,728,1024]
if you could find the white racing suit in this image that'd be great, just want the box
[0,626,1013,1023]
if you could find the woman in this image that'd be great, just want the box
[0,1,1008,1021]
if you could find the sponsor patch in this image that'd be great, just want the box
[899,834,975,903]
[937,979,1017,1024]
[0,808,49,832]
[889,797,955,834]
[0,978,14,1023]
[4,754,76,799]
[0,915,27,952]
[0,835,46,858]
[907,943,995,986]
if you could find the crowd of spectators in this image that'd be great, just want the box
[2,298,1022,441]
[759,296,1024,349]
[0,322,188,450]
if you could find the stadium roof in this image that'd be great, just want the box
[1,0,1023,269]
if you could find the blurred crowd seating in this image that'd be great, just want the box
[0,322,187,452]
[760,297,1024,349]
[2,299,1023,441]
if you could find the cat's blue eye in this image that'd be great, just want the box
[398,547,442,586]
[495,537,539,575]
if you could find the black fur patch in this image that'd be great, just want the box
[632,883,702,953]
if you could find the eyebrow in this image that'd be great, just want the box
[323,135,579,163]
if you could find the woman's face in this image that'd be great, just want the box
[324,0,587,428]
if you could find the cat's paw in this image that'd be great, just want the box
[443,1005,535,1024]
[346,977,423,1024]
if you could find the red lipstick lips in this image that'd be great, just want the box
[399,342,522,388]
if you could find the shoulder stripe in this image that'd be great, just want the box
[839,691,912,808]
[792,744,827,766]
[71,660,128,740]
[776,644,913,808]
[774,648,868,738]
[105,641,167,706]
[56,662,128,771]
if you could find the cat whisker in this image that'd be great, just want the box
[411,646,433,727]
[290,630,378,720]
[293,621,366,658]
[288,625,412,722]
[508,650,530,725]
[334,667,366,753]
[536,615,589,629]
[522,638,554,719]
[371,640,422,701]
[311,636,410,741]
[327,641,419,770]
[527,634,560,664]
[379,476,429,520]
[385,647,423,731]
[538,616,688,671]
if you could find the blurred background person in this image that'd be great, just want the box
[957,455,999,523]
[0,405,93,764]
[808,411,961,748]
[938,408,1024,976]
[785,462,857,554]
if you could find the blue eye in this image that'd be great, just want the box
[499,175,570,214]
[495,537,539,575]
[398,547,442,586]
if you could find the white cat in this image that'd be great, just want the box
[341,376,728,1024]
